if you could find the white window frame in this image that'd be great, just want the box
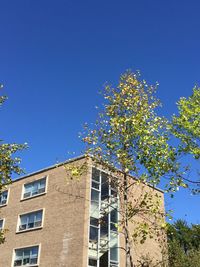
[11,244,41,267]
[0,218,5,230]
[0,188,10,207]
[21,176,48,201]
[16,208,45,233]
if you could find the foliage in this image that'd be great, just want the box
[82,71,184,191]
[0,85,27,244]
[79,70,200,266]
[167,220,200,267]
[172,87,200,159]
[81,71,185,266]
[172,87,200,194]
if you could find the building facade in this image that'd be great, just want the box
[0,156,165,267]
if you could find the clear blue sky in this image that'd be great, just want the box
[0,0,199,223]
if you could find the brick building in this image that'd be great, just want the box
[0,155,165,267]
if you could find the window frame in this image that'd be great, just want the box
[11,244,41,267]
[88,166,120,267]
[21,176,48,201]
[0,189,10,207]
[16,209,45,234]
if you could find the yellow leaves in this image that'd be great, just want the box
[71,168,79,176]
[161,222,167,229]
[64,162,88,181]
[82,136,93,144]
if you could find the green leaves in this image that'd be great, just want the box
[0,142,27,191]
[0,85,27,244]
[81,71,199,266]
[167,220,200,267]
[172,87,200,159]
[82,71,181,190]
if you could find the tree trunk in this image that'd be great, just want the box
[123,172,134,267]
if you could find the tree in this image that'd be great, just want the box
[172,87,200,194]
[0,85,26,244]
[167,220,200,267]
[81,71,183,267]
[167,220,192,253]
[172,87,200,159]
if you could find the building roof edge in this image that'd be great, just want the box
[12,154,164,194]
[12,155,86,183]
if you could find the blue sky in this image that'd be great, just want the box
[0,0,199,223]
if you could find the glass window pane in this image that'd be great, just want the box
[0,220,3,230]
[24,248,30,257]
[101,172,108,183]
[30,257,37,264]
[90,226,98,241]
[110,247,118,262]
[24,178,46,198]
[92,181,99,190]
[90,202,99,218]
[3,191,8,198]
[35,211,42,221]
[20,215,27,225]
[31,246,38,256]
[28,213,35,223]
[15,250,23,258]
[19,211,42,231]
[39,178,46,188]
[91,189,99,202]
[23,258,30,264]
[92,168,100,182]
[24,183,32,193]
[15,246,38,266]
[89,258,97,266]
[0,191,8,205]
[100,215,108,237]
[101,173,109,200]
[14,259,22,266]
[90,217,99,227]
[111,209,118,223]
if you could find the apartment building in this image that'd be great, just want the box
[0,155,165,267]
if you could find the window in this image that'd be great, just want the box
[101,172,109,200]
[18,210,43,232]
[100,214,108,238]
[88,258,97,267]
[0,219,4,230]
[88,168,119,267]
[110,209,118,232]
[91,168,100,218]
[23,178,46,199]
[89,217,99,242]
[0,190,8,206]
[14,246,39,266]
